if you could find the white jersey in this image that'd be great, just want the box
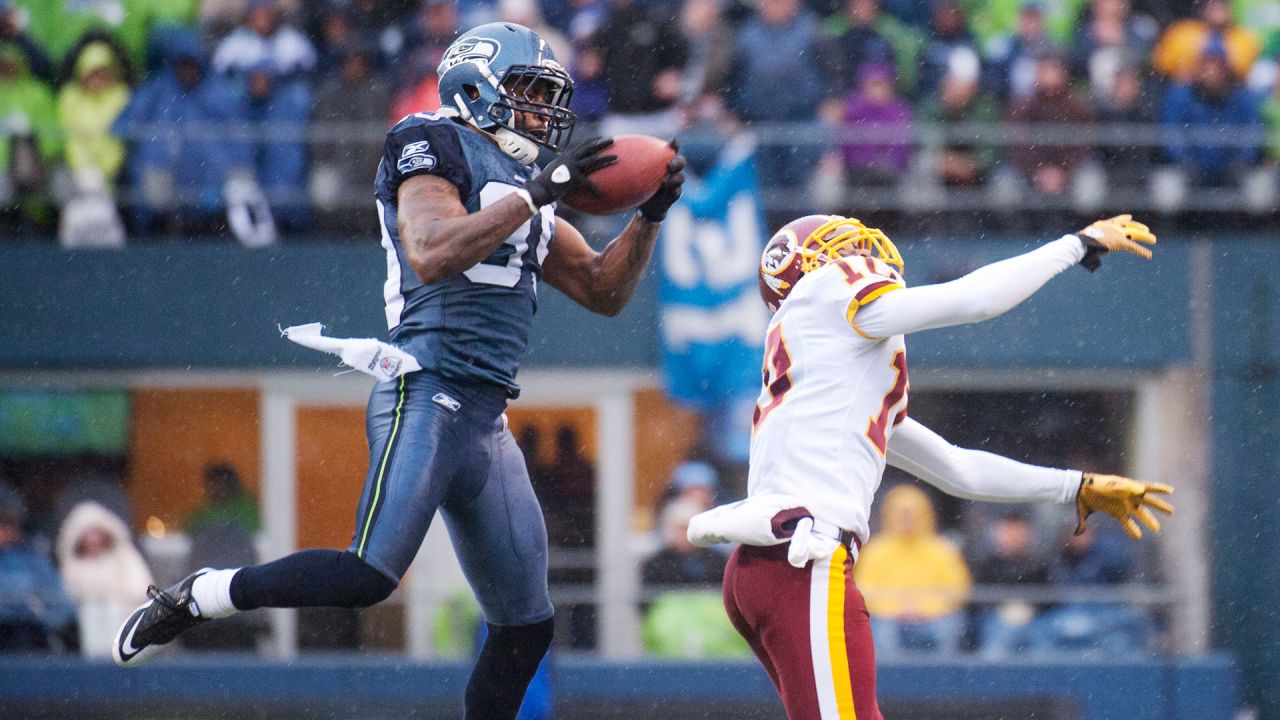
[748,255,908,542]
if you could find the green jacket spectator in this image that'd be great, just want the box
[0,41,60,177]
[57,40,130,188]
[643,591,750,659]
[14,0,196,66]
[962,0,1085,49]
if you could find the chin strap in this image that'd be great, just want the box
[494,127,539,165]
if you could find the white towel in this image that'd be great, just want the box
[282,323,421,383]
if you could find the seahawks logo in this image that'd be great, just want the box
[440,38,501,71]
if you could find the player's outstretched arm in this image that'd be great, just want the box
[887,418,1174,539]
[543,152,686,316]
[852,216,1156,339]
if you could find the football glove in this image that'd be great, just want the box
[1075,472,1175,540]
[638,140,687,223]
[525,137,617,208]
[1076,214,1157,271]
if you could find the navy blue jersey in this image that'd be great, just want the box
[374,112,556,398]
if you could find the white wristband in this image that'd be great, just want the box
[514,188,539,215]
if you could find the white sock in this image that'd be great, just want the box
[190,568,240,619]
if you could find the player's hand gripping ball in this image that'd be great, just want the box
[562,135,683,217]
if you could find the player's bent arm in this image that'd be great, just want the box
[853,235,1086,339]
[397,174,535,284]
[886,417,1080,504]
[542,215,659,317]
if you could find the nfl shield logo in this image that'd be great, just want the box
[379,356,401,376]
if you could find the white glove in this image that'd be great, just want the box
[786,517,842,569]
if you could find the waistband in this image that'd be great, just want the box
[401,371,509,419]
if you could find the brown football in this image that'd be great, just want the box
[562,134,676,216]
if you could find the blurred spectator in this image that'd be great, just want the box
[54,501,153,658]
[970,509,1048,658]
[856,484,970,656]
[312,43,390,232]
[1263,77,1280,163]
[1007,50,1095,195]
[984,1,1057,102]
[243,59,311,230]
[1069,0,1156,98]
[542,426,595,547]
[724,0,826,188]
[593,0,687,138]
[840,62,914,184]
[186,463,260,536]
[665,460,719,509]
[389,0,458,122]
[0,1,54,82]
[918,52,999,186]
[1095,61,1155,188]
[819,0,898,98]
[57,37,132,193]
[0,482,75,652]
[677,0,732,118]
[114,28,252,235]
[641,498,744,660]
[0,36,60,236]
[1161,49,1262,187]
[643,497,725,586]
[14,0,197,67]
[1152,0,1259,82]
[917,0,980,99]
[1029,523,1152,655]
[212,0,317,78]
[202,0,303,40]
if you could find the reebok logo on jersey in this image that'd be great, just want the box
[432,393,462,412]
[551,166,571,184]
[398,140,437,173]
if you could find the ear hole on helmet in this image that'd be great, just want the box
[463,84,480,101]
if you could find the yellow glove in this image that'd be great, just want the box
[1077,214,1157,271]
[1075,473,1174,540]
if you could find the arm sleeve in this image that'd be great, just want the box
[886,417,1081,504]
[382,120,472,199]
[850,235,1085,339]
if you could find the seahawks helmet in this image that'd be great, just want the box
[437,23,575,164]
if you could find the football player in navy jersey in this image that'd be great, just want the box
[113,22,685,719]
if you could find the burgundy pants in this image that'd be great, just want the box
[724,544,883,720]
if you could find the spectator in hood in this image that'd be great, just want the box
[57,36,132,193]
[985,1,1057,102]
[0,36,60,236]
[840,62,914,184]
[917,0,979,99]
[1152,0,1259,83]
[212,0,317,78]
[1007,49,1095,195]
[1162,48,1262,187]
[243,58,311,230]
[55,501,154,658]
[113,28,252,235]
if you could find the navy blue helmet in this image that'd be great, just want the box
[437,23,575,164]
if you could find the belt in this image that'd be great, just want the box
[810,517,862,551]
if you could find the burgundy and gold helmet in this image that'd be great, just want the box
[757,215,903,312]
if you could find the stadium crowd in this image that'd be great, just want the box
[0,0,1278,242]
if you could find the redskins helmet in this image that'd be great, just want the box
[757,215,903,313]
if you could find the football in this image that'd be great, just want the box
[562,134,676,216]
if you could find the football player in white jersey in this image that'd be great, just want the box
[688,214,1174,720]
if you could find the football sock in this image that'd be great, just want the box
[464,617,555,720]
[190,568,240,619]
[228,549,396,611]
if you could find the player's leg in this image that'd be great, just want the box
[440,418,554,720]
[113,375,461,667]
[727,544,882,720]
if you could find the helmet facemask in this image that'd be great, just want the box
[491,64,575,153]
[799,216,904,275]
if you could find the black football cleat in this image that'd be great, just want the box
[113,568,211,667]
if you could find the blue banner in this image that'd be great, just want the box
[659,143,769,413]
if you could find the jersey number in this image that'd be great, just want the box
[463,183,554,287]
[752,325,793,430]
[866,349,908,455]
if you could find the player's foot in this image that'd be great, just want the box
[113,568,212,667]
